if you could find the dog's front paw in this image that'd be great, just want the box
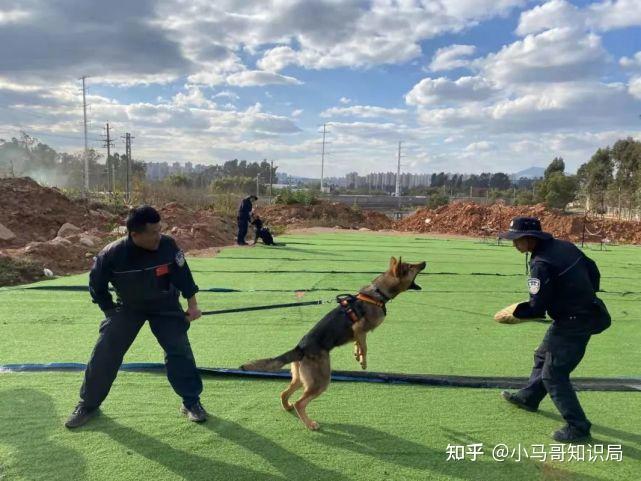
[359,359,367,370]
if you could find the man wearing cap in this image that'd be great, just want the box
[495,217,611,443]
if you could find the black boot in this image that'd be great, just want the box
[552,424,591,443]
[501,390,538,412]
[181,401,208,422]
[64,404,99,429]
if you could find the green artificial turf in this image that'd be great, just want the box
[0,232,639,480]
[0,373,640,481]
[0,233,639,377]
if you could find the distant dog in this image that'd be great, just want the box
[250,215,275,245]
[241,257,426,430]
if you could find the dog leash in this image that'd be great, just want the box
[199,300,324,316]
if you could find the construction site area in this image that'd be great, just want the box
[2,176,641,287]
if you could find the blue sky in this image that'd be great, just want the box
[1,0,640,177]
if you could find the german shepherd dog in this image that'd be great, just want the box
[241,257,426,430]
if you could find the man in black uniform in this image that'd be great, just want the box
[237,195,257,245]
[65,205,207,428]
[496,217,611,443]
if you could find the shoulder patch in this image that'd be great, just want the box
[175,250,185,267]
[527,278,541,295]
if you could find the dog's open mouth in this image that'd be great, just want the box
[409,262,427,290]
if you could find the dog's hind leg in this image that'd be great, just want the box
[280,361,302,411]
[294,354,330,431]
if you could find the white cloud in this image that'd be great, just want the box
[429,44,476,71]
[479,27,608,85]
[516,0,584,36]
[416,81,640,134]
[320,105,406,119]
[516,0,641,35]
[405,76,497,106]
[318,121,416,144]
[465,140,494,152]
[620,52,641,69]
[246,113,301,134]
[226,70,302,87]
[213,90,240,100]
[256,36,421,71]
[291,109,303,117]
[629,77,641,100]
[339,97,351,104]
[588,0,641,31]
[0,8,31,24]
[510,139,542,154]
[233,0,527,71]
[256,46,300,72]
[172,86,216,108]
[443,135,462,144]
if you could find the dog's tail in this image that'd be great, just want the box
[240,347,304,372]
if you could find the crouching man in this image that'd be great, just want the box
[495,217,611,443]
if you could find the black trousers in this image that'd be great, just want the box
[518,325,591,430]
[237,216,249,244]
[79,307,203,409]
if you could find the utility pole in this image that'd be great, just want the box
[122,133,134,202]
[102,123,115,193]
[80,76,89,193]
[269,159,273,199]
[256,174,260,196]
[320,123,327,192]
[395,141,402,197]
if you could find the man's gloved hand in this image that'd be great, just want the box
[494,303,524,324]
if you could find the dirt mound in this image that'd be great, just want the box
[256,202,393,230]
[158,202,236,251]
[396,201,641,244]
[0,177,106,247]
[0,201,237,283]
[0,178,239,285]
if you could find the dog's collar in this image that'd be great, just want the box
[373,286,391,302]
[356,292,386,309]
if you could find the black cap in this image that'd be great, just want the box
[498,216,553,241]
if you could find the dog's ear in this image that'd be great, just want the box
[389,256,398,273]
[393,256,404,277]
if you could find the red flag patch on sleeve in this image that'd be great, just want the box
[155,264,170,276]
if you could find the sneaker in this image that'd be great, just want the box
[64,404,99,429]
[180,401,208,422]
[552,424,591,443]
[501,390,538,412]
